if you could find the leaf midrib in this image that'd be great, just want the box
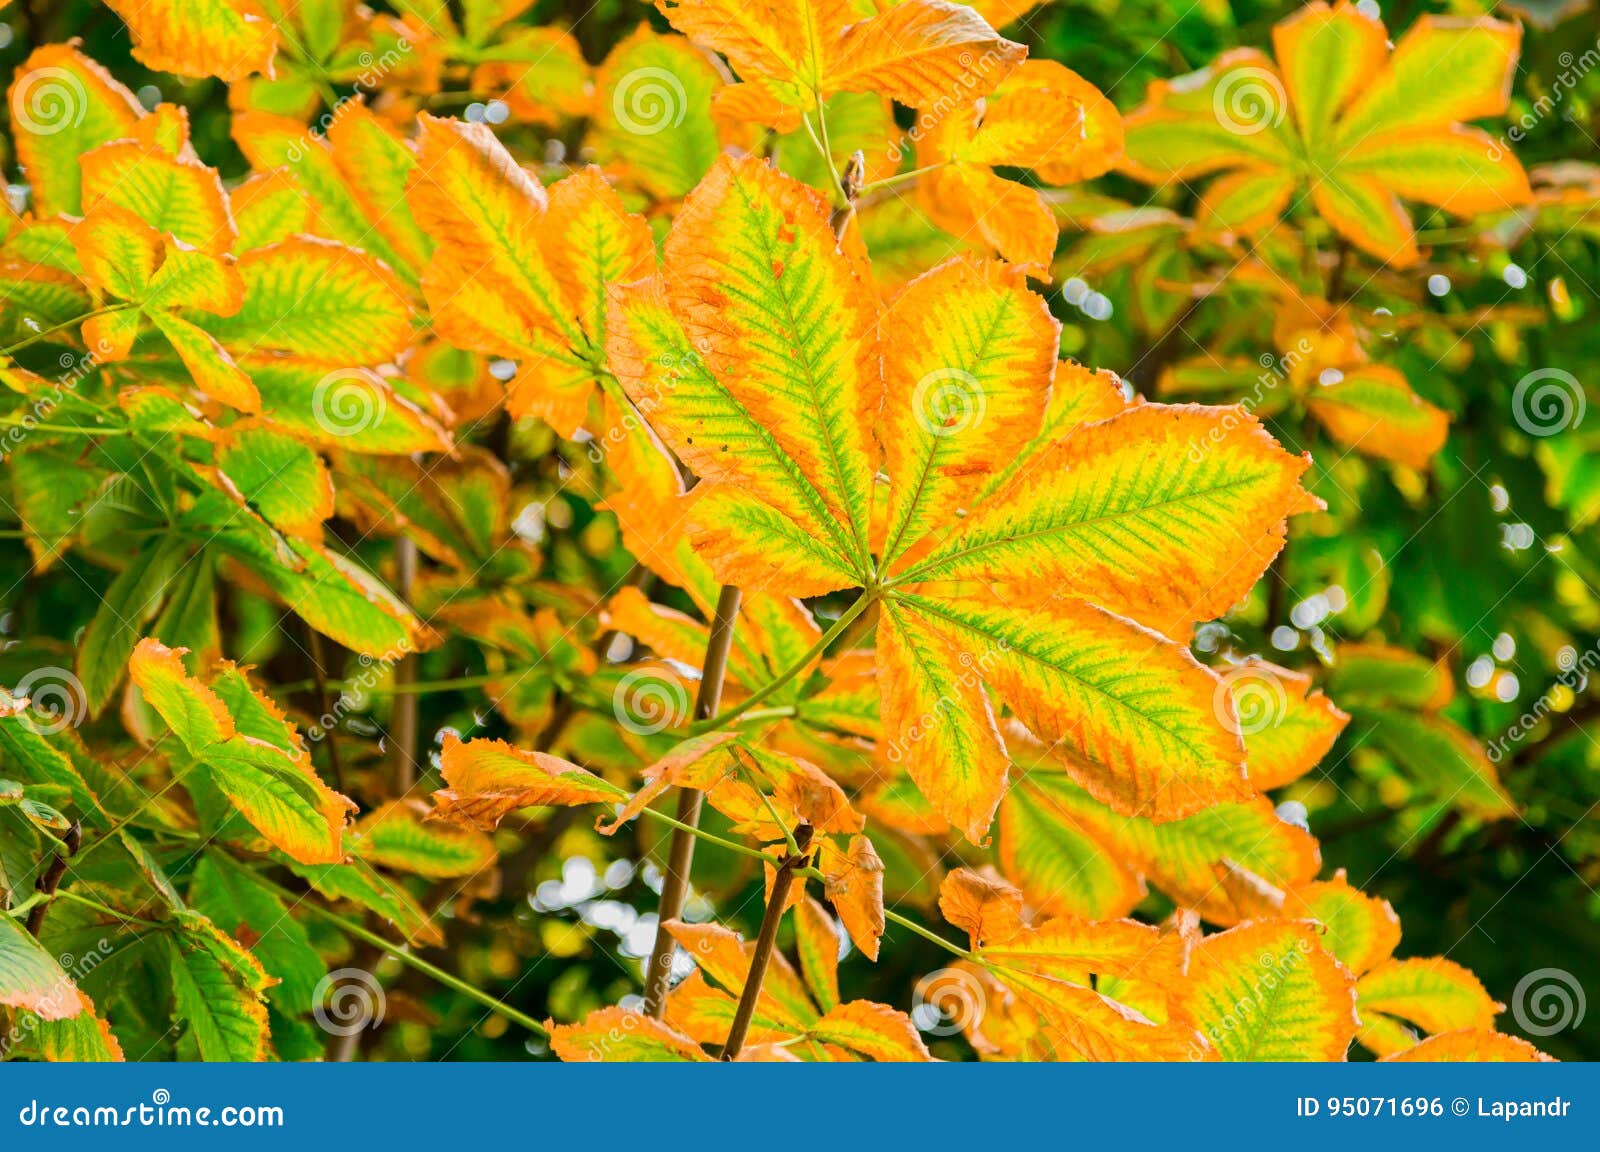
[893,466,1274,588]
[881,291,1015,565]
[893,593,1216,769]
[728,169,871,577]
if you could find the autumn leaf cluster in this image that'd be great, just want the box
[0,0,1582,1064]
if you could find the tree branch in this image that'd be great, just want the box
[390,535,420,793]
[1125,295,1202,394]
[641,583,744,1016]
[26,821,82,938]
[719,824,813,1060]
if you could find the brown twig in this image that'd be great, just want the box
[641,583,744,1016]
[1126,295,1203,394]
[1327,238,1353,303]
[330,940,384,1062]
[15,1,40,49]
[27,821,82,938]
[719,825,813,1060]
[828,151,866,240]
[1414,809,1464,871]
[390,536,419,793]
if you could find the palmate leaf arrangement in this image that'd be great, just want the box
[0,0,1557,1062]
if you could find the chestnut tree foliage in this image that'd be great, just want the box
[0,0,1593,1061]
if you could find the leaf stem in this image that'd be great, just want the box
[0,306,124,357]
[859,161,948,195]
[0,416,132,435]
[803,108,848,210]
[642,583,744,1017]
[260,877,549,1037]
[366,670,504,694]
[633,816,976,961]
[883,907,975,961]
[52,886,163,929]
[5,892,47,919]
[689,591,875,736]
[796,865,974,960]
[635,805,777,865]
[729,705,797,725]
[745,764,802,858]
[390,536,420,792]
